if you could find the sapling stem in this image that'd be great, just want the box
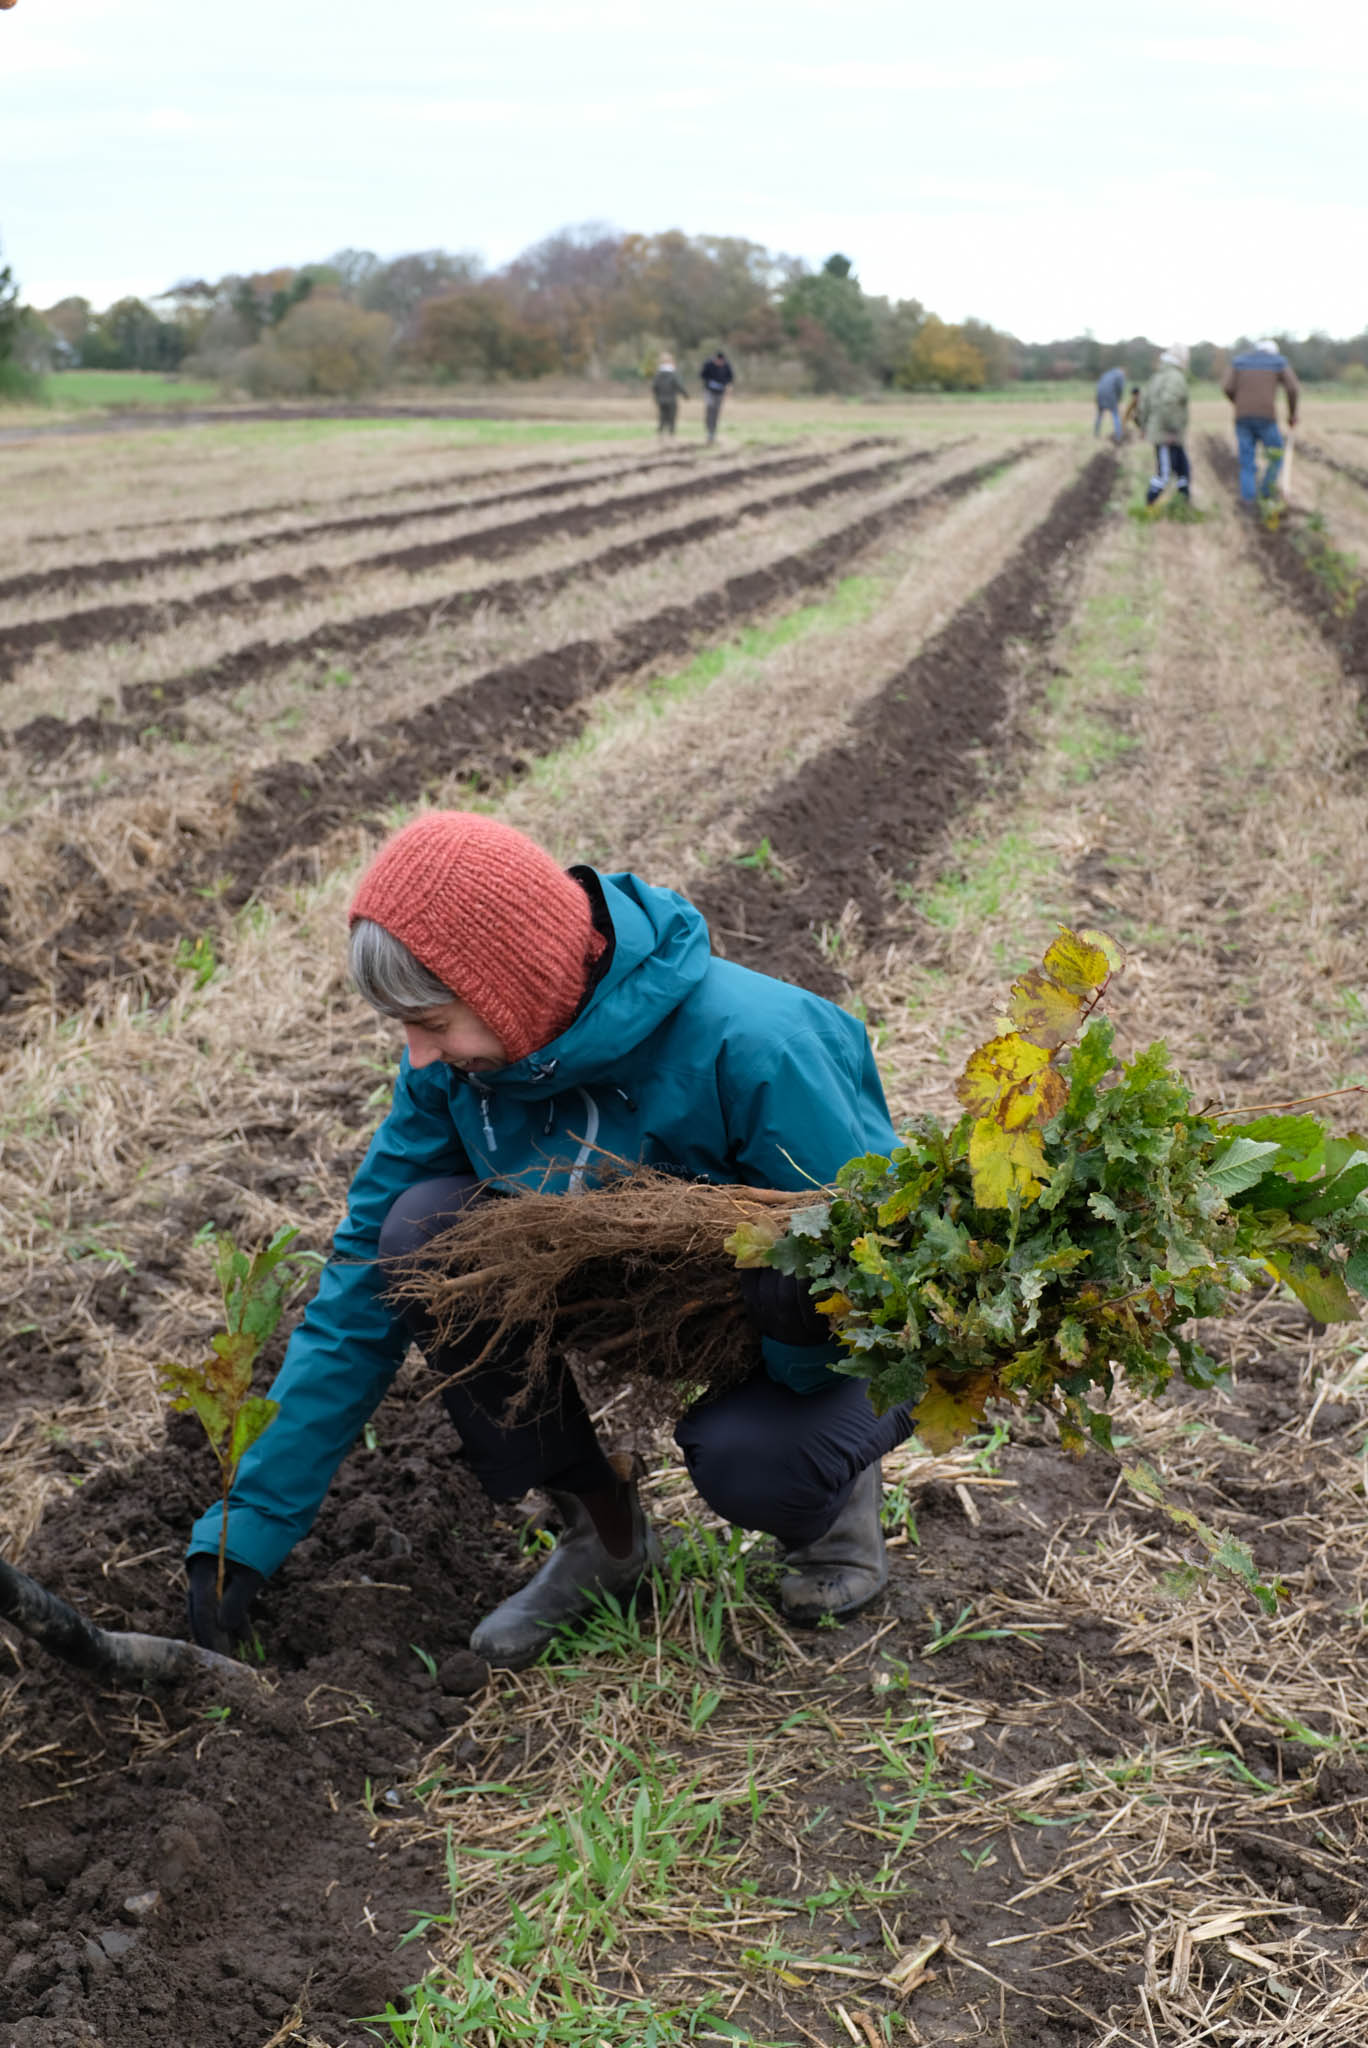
[1209,1082,1368,1119]
[159,1224,320,1618]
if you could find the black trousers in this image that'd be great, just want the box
[379,1177,912,1547]
[1147,442,1191,499]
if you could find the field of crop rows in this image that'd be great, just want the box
[5,398,1368,2048]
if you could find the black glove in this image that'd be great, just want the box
[186,1554,266,1655]
[737,1265,833,1348]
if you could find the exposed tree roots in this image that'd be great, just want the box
[397,1171,801,1416]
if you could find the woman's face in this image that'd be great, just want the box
[401,997,508,1075]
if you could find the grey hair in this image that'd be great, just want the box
[349,918,455,1019]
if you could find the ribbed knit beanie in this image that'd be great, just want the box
[349,812,605,1064]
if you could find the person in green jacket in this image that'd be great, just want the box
[186,812,911,1669]
[651,354,688,435]
[1137,345,1192,507]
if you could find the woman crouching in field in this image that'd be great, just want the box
[186,812,913,1668]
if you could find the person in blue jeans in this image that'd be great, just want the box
[1094,365,1125,444]
[1223,339,1300,504]
[185,811,913,1670]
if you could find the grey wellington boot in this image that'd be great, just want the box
[779,1463,889,1625]
[470,1463,664,1671]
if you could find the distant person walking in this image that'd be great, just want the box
[1138,346,1192,507]
[1094,364,1126,444]
[700,349,735,444]
[1223,338,1300,505]
[652,355,688,437]
[1123,384,1142,436]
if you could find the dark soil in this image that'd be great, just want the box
[695,448,1119,995]
[0,1385,522,2048]
[0,443,836,610]
[1205,434,1368,703]
[22,447,647,546]
[0,444,885,681]
[0,450,700,605]
[1302,438,1368,495]
[11,445,926,763]
[6,447,1015,1024]
[2,1326,1357,2047]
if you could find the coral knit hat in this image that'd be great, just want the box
[349,812,605,1064]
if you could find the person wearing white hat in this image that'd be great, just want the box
[1222,338,1300,504]
[1137,346,1192,508]
[651,353,689,436]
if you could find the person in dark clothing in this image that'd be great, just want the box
[185,811,912,1671]
[651,354,688,435]
[1094,365,1125,444]
[700,349,735,443]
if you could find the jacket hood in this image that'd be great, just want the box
[484,868,711,1096]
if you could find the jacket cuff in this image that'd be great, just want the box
[187,1503,299,1581]
[761,1333,846,1394]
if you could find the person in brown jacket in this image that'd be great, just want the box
[1223,339,1300,503]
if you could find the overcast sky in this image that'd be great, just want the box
[3,0,1363,343]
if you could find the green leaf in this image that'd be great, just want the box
[1205,1137,1284,1197]
[1291,1163,1368,1221]
[788,1202,832,1240]
[1121,1462,1283,1615]
[1346,1247,1368,1295]
[208,1328,257,1396]
[1065,1018,1117,1094]
[158,1365,231,1450]
[1265,1251,1359,1323]
[229,1395,280,1467]
[1225,1114,1325,1167]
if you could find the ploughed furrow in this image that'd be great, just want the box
[24,441,724,546]
[2,446,1027,1023]
[690,448,1117,997]
[11,443,953,760]
[1300,441,1368,495]
[0,444,875,680]
[7,443,749,603]
[1205,435,1368,701]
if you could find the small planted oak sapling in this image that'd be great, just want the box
[160,1225,320,1604]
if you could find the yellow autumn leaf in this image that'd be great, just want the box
[957,1034,1067,1132]
[1006,967,1085,1051]
[814,1290,852,1318]
[911,1369,1001,1451]
[968,1120,1048,1208]
[1041,927,1113,998]
[725,1220,781,1269]
[1076,926,1125,974]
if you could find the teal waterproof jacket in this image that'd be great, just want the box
[190,870,897,1579]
